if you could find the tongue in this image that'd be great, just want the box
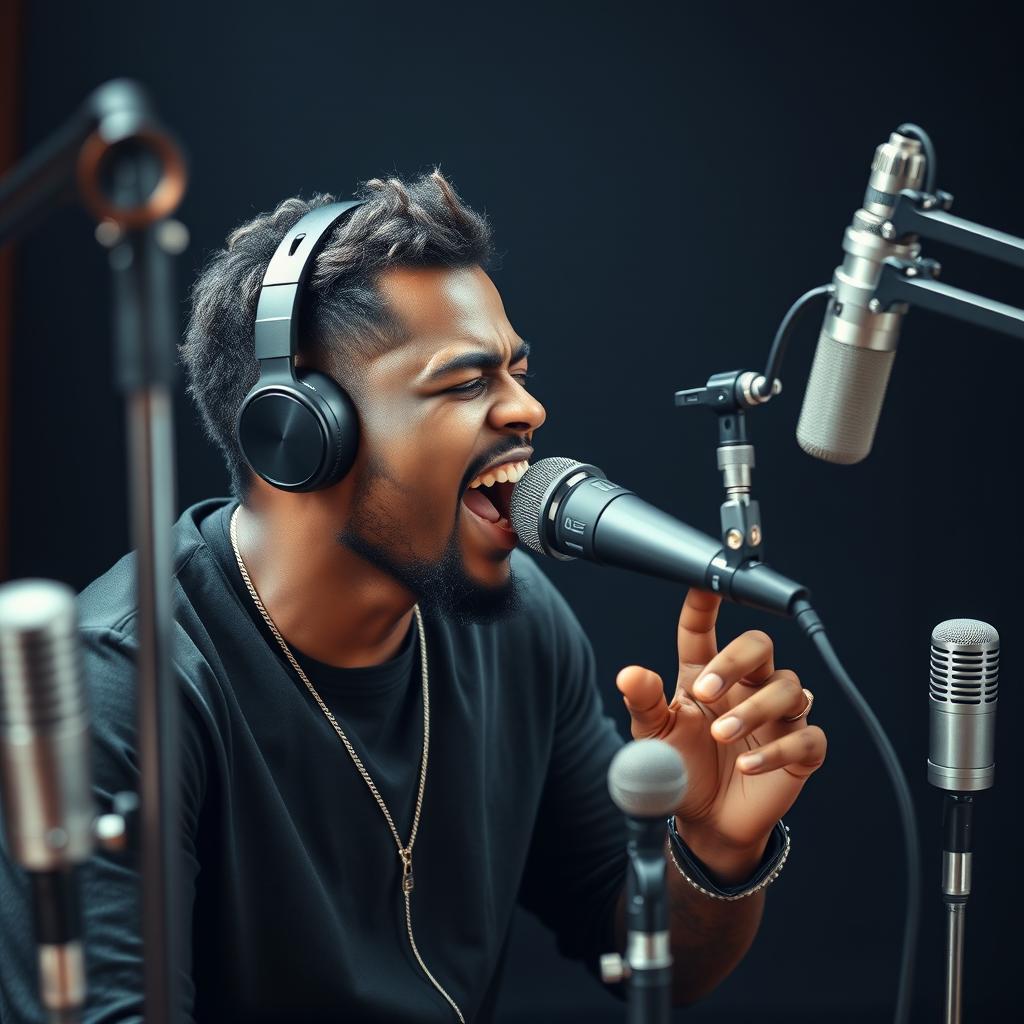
[462,487,501,523]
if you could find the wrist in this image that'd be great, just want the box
[673,817,770,886]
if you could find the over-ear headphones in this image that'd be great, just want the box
[235,201,364,492]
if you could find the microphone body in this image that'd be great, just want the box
[606,740,688,1024]
[510,457,808,617]
[927,618,999,792]
[796,131,927,464]
[0,579,95,1022]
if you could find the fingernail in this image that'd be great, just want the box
[738,752,763,771]
[713,715,742,739]
[696,673,723,699]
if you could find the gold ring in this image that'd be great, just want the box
[783,688,814,723]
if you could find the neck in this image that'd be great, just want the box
[232,497,416,669]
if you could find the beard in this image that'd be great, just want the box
[336,461,526,626]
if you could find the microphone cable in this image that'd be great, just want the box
[894,123,937,193]
[791,598,919,1024]
[755,283,834,399]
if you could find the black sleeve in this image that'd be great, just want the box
[0,627,207,1024]
[516,583,628,969]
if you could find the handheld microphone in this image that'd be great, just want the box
[509,457,808,617]
[796,130,928,464]
[0,579,95,1023]
[927,618,998,793]
[603,740,688,1024]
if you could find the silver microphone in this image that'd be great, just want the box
[0,578,95,1021]
[927,618,999,792]
[796,131,928,463]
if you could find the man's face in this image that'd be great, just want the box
[335,265,546,624]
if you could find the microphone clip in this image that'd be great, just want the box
[675,370,770,566]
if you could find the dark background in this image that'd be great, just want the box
[6,1,1022,1020]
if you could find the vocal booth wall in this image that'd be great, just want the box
[7,3,1023,1021]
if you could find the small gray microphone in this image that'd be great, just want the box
[927,618,999,792]
[796,131,928,464]
[0,578,95,1021]
[608,739,688,818]
[602,740,687,1016]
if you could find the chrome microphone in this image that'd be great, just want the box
[926,618,998,1024]
[796,130,928,464]
[0,579,95,1022]
[927,618,999,792]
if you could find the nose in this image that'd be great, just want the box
[490,379,546,435]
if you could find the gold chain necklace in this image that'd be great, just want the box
[229,507,465,1022]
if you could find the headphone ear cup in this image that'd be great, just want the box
[294,368,360,487]
[236,370,359,492]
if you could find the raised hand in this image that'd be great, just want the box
[615,588,826,874]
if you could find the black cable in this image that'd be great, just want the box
[754,284,834,398]
[791,599,919,1024]
[894,122,937,195]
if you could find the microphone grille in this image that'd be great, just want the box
[930,618,999,706]
[796,331,896,464]
[607,739,688,818]
[0,579,85,728]
[932,618,999,648]
[509,456,584,554]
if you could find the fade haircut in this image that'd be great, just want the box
[180,170,492,500]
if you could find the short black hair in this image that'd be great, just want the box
[180,170,492,500]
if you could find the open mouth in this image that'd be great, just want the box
[461,479,515,528]
[462,456,532,536]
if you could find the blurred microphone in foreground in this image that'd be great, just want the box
[0,579,95,1024]
[601,740,688,1024]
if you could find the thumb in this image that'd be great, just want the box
[616,665,669,740]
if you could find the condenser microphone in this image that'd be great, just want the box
[509,457,808,617]
[927,618,999,792]
[796,129,929,464]
[0,579,95,1023]
[604,740,688,1024]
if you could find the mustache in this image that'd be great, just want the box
[461,439,530,492]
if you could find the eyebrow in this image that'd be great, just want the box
[421,340,531,383]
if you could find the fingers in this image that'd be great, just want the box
[707,672,806,742]
[616,666,669,739]
[736,725,827,779]
[691,629,776,703]
[677,589,722,667]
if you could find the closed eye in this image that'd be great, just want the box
[449,371,534,395]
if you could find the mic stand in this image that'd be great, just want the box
[674,369,779,568]
[600,817,673,1024]
[869,187,1024,340]
[0,80,187,1024]
[939,794,973,1024]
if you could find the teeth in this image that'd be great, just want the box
[468,459,530,489]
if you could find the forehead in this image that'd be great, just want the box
[374,265,518,364]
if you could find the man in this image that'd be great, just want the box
[0,171,826,1022]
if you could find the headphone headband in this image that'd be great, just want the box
[253,199,364,361]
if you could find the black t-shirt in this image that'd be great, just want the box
[0,499,629,1023]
